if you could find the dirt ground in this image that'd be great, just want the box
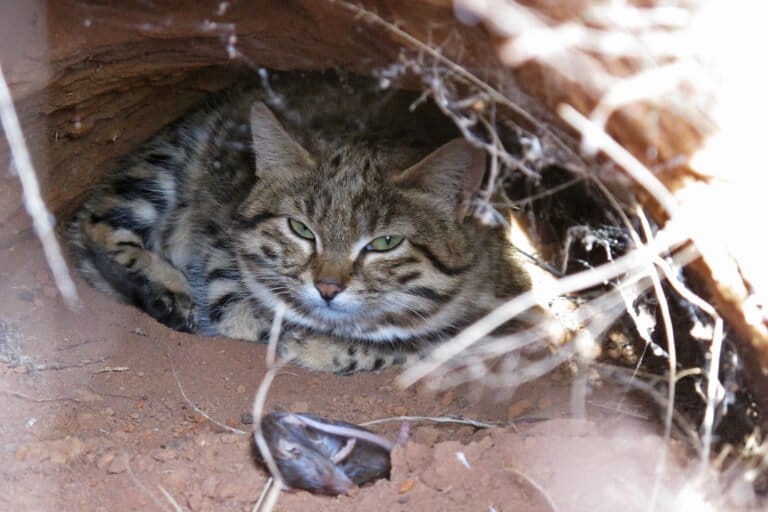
[0,233,761,511]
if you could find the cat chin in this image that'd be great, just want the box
[279,301,355,328]
[308,305,352,320]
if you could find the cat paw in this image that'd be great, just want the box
[331,348,408,376]
[279,332,408,374]
[142,287,197,333]
[280,334,363,374]
[276,330,307,363]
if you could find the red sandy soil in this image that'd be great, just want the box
[0,233,761,511]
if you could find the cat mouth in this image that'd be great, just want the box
[298,299,365,326]
[309,303,356,320]
[295,287,361,321]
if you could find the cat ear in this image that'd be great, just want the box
[250,102,316,179]
[392,138,486,217]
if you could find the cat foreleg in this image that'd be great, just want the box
[76,216,196,332]
[279,331,412,375]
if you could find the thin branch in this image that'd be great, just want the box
[636,209,677,512]
[398,222,689,387]
[167,349,246,435]
[330,0,589,173]
[331,0,540,130]
[505,466,560,512]
[251,303,287,510]
[124,453,175,512]
[650,244,725,469]
[557,104,678,217]
[360,415,499,429]
[157,486,184,512]
[0,61,79,307]
[0,389,80,402]
[251,478,274,512]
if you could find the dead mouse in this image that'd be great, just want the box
[255,412,397,495]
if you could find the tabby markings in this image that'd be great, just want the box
[409,242,470,276]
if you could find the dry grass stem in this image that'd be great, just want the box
[505,466,560,512]
[167,348,247,435]
[251,477,274,512]
[557,104,678,215]
[635,209,678,512]
[157,485,184,512]
[0,389,79,403]
[331,0,541,134]
[124,452,178,512]
[594,363,702,453]
[251,302,288,511]
[0,62,79,306]
[360,415,499,429]
[399,224,691,388]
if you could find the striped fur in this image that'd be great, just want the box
[69,72,531,373]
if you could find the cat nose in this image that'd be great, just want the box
[314,280,344,302]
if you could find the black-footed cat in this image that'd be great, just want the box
[69,72,531,373]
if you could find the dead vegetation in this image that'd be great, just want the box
[1,0,767,510]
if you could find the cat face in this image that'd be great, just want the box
[233,103,485,341]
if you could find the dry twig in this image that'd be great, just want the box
[0,62,79,306]
[251,302,287,512]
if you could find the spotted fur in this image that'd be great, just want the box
[69,72,531,374]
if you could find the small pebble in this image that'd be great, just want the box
[34,270,50,283]
[200,475,219,498]
[107,455,127,474]
[15,446,28,462]
[236,384,246,394]
[150,448,177,462]
[76,413,99,429]
[506,399,534,420]
[216,482,240,500]
[220,434,237,444]
[162,468,189,487]
[398,478,415,494]
[393,405,407,417]
[97,452,116,471]
[352,395,368,409]
[160,440,180,450]
[537,396,554,409]
[187,489,203,511]
[132,454,149,472]
[288,401,309,413]
[240,413,254,425]
[411,426,440,446]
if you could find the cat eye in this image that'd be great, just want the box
[366,235,404,252]
[288,218,315,240]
